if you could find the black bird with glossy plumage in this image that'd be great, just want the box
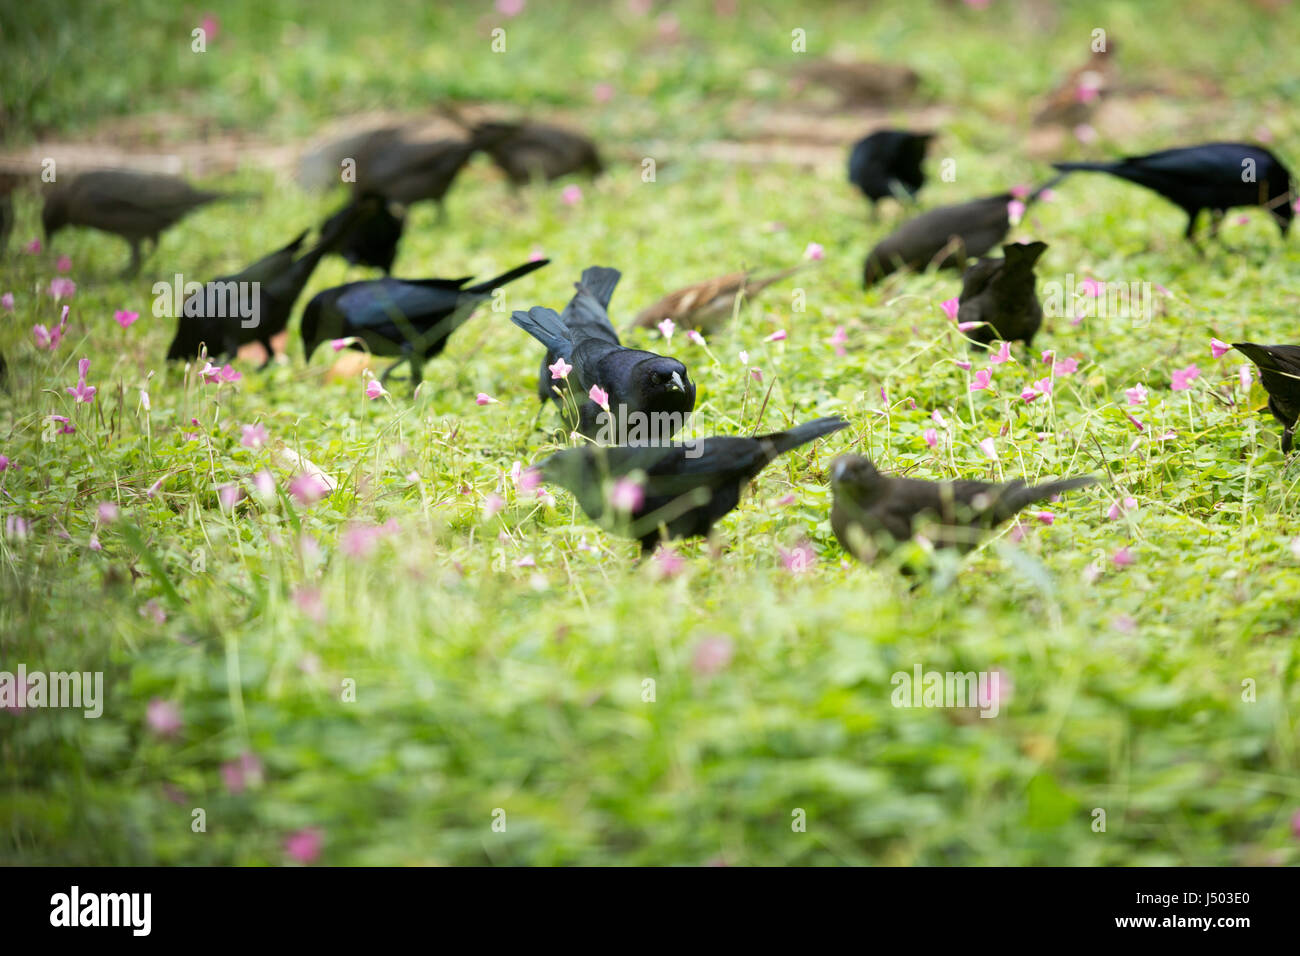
[1233,342,1300,453]
[539,416,849,553]
[848,129,932,213]
[302,259,550,391]
[1053,142,1295,243]
[511,266,694,440]
[321,192,404,274]
[42,169,247,276]
[831,454,1096,562]
[353,135,477,218]
[862,177,1060,287]
[956,241,1048,348]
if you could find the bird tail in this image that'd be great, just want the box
[510,305,573,355]
[1025,173,1069,203]
[997,475,1096,518]
[575,266,621,309]
[1051,161,1117,175]
[746,263,807,295]
[465,258,551,295]
[758,416,850,457]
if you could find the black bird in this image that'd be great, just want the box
[167,206,360,365]
[848,129,932,214]
[862,178,1059,287]
[0,171,17,256]
[831,454,1096,562]
[321,192,404,274]
[42,169,247,276]
[353,136,477,217]
[1233,342,1300,453]
[1053,142,1295,243]
[956,241,1049,348]
[302,259,550,390]
[510,266,695,440]
[539,416,849,553]
[470,120,603,186]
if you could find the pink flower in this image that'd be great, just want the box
[658,318,675,341]
[88,534,102,552]
[114,309,140,329]
[496,0,526,16]
[561,184,583,206]
[240,423,268,450]
[47,415,74,435]
[1020,386,1041,404]
[988,341,1013,364]
[932,409,947,426]
[146,699,183,737]
[1125,384,1148,405]
[1035,511,1055,525]
[1111,547,1134,567]
[1074,124,1097,144]
[66,359,96,404]
[589,384,610,409]
[776,493,797,506]
[738,350,750,365]
[56,255,72,273]
[293,586,325,623]
[653,546,685,578]
[1,293,13,311]
[528,246,546,262]
[365,379,387,399]
[750,368,763,383]
[97,502,119,523]
[284,828,323,864]
[923,428,939,448]
[1170,364,1200,391]
[25,238,41,254]
[1079,277,1104,298]
[1210,338,1230,359]
[289,472,328,505]
[514,556,536,568]
[330,337,355,351]
[1054,357,1079,376]
[1107,496,1138,520]
[954,359,972,371]
[0,455,11,472]
[341,522,391,559]
[221,752,263,794]
[5,515,29,539]
[483,493,506,519]
[610,478,644,512]
[979,437,998,460]
[687,330,707,346]
[764,329,787,343]
[47,278,76,301]
[940,297,960,321]
[828,326,847,356]
[969,368,993,392]
[201,13,219,39]
[218,483,244,510]
[33,322,64,350]
[517,467,542,495]
[780,542,816,573]
[1007,200,1025,225]
[1009,184,1030,200]
[253,470,276,499]
[593,82,614,103]
[1239,365,1253,389]
[548,357,572,379]
[475,392,499,406]
[803,242,824,261]
[692,636,734,676]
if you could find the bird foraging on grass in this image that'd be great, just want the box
[1233,342,1300,453]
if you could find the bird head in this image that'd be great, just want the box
[830,454,887,505]
[633,357,695,417]
[1002,240,1048,268]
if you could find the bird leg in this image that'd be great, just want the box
[121,239,143,278]
[379,359,405,387]
[409,354,424,395]
[1184,211,1206,256]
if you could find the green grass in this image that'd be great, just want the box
[3,0,1300,865]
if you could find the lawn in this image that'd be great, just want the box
[2,0,1299,866]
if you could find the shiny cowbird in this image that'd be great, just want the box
[1053,142,1295,243]
[42,169,247,276]
[831,454,1096,562]
[1233,342,1300,453]
[321,193,404,274]
[848,129,933,213]
[956,241,1049,348]
[862,178,1059,287]
[539,416,849,553]
[302,259,550,390]
[511,266,694,440]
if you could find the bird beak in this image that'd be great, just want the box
[669,371,684,392]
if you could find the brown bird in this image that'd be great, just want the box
[792,60,921,107]
[1033,40,1118,128]
[42,169,247,276]
[630,266,806,333]
[831,454,1096,563]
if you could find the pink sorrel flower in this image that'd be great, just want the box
[1170,365,1200,391]
[1,292,13,311]
[1210,338,1230,359]
[1035,511,1055,525]
[221,752,263,794]
[240,423,268,450]
[969,368,993,391]
[476,392,498,406]
[764,329,787,343]
[940,297,959,321]
[989,341,1013,364]
[610,478,644,512]
[365,378,387,399]
[289,473,328,505]
[284,828,323,864]
[692,636,734,676]
[1007,200,1026,225]
[1125,384,1148,405]
[979,437,998,460]
[687,329,707,346]
[56,255,72,273]
[923,428,939,448]
[114,309,140,329]
[1053,357,1079,376]
[1107,496,1138,520]
[561,184,583,206]
[589,384,609,409]
[803,242,824,261]
[146,699,183,737]
[1111,547,1134,567]
[47,278,76,300]
[548,357,572,379]
[653,546,685,578]
[780,542,816,573]
[1079,277,1103,297]
[828,326,847,355]
[25,238,41,254]
[658,318,675,341]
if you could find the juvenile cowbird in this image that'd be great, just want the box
[167,205,359,365]
[831,454,1096,562]
[1033,41,1117,128]
[42,170,247,276]
[302,259,550,390]
[848,130,933,213]
[511,266,695,440]
[1053,142,1295,242]
[353,135,477,216]
[539,416,849,552]
[792,60,920,107]
[956,241,1049,348]
[862,178,1059,287]
[470,120,602,185]
[1233,342,1300,453]
[321,193,404,274]
[630,265,805,333]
